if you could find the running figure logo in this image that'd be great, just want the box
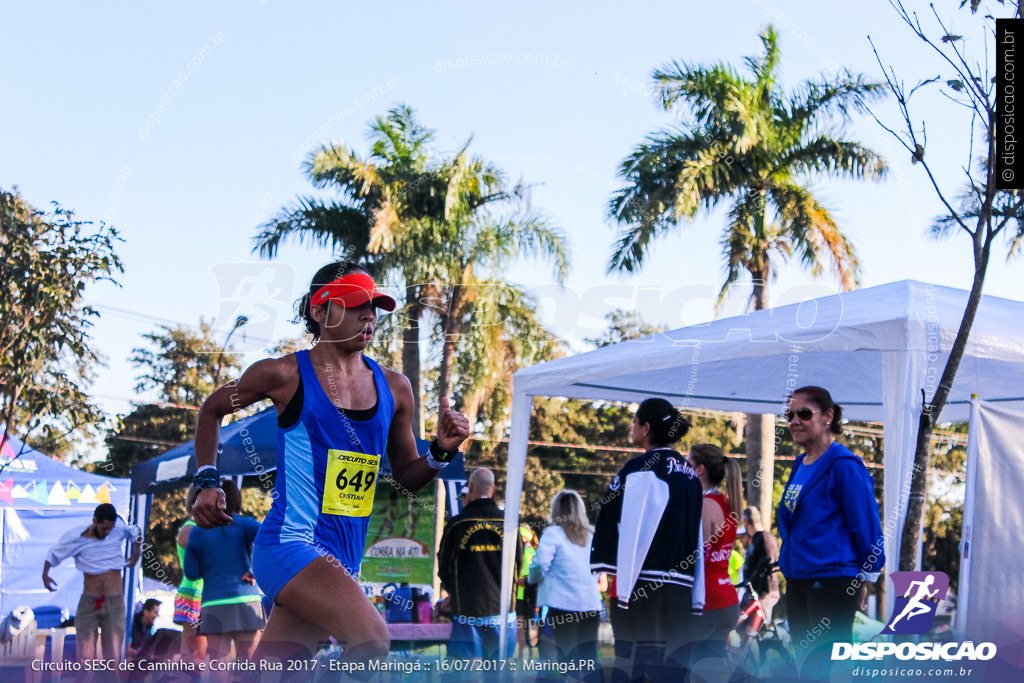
[881,571,949,634]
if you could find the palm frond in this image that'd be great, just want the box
[369,104,435,166]
[305,143,381,198]
[482,210,570,282]
[746,25,781,105]
[252,197,373,260]
[786,72,888,128]
[769,182,860,290]
[779,136,888,180]
[608,220,663,274]
[654,61,743,128]
[717,198,760,311]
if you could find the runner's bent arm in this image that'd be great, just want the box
[384,370,470,493]
[192,357,294,528]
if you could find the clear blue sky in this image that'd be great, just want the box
[2,2,1018,454]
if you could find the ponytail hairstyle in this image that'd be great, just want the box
[549,489,593,547]
[296,261,370,341]
[791,385,844,435]
[635,398,690,446]
[690,443,744,520]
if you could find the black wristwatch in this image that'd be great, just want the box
[429,439,458,463]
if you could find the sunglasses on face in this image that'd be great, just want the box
[785,408,820,422]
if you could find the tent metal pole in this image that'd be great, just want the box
[123,493,152,658]
[955,394,980,640]
[499,392,532,663]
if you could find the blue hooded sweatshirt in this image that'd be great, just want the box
[777,442,884,581]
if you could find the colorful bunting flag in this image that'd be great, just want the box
[48,481,70,506]
[32,481,48,505]
[79,484,97,504]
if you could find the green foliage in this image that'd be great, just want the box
[96,323,254,582]
[132,320,243,406]
[451,285,565,439]
[0,189,123,458]
[585,308,669,348]
[527,398,633,516]
[923,498,963,596]
[931,181,1024,260]
[98,404,195,477]
[930,423,968,473]
[520,457,565,528]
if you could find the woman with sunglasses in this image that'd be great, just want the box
[190,261,470,666]
[777,386,884,658]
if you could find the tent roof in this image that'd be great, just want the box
[0,432,129,509]
[512,280,1024,422]
[131,406,467,495]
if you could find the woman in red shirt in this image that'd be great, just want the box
[688,443,744,660]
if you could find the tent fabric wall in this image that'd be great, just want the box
[498,280,1024,654]
[958,401,1024,647]
[2,508,90,617]
[0,434,130,618]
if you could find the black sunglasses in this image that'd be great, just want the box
[785,408,820,422]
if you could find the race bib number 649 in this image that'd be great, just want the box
[323,450,380,517]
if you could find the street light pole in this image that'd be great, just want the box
[212,315,248,385]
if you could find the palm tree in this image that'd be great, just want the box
[430,210,569,404]
[255,106,498,435]
[608,26,887,522]
[255,105,569,437]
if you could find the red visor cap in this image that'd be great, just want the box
[311,273,397,312]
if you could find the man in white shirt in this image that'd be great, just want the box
[42,503,142,662]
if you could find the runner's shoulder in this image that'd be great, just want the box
[380,366,413,395]
[243,354,300,392]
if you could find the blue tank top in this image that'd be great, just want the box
[255,350,395,576]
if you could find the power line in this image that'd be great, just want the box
[91,303,279,347]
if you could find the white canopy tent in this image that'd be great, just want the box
[499,280,1024,649]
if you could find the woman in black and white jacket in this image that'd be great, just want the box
[591,398,705,679]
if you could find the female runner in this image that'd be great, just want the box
[191,261,470,663]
